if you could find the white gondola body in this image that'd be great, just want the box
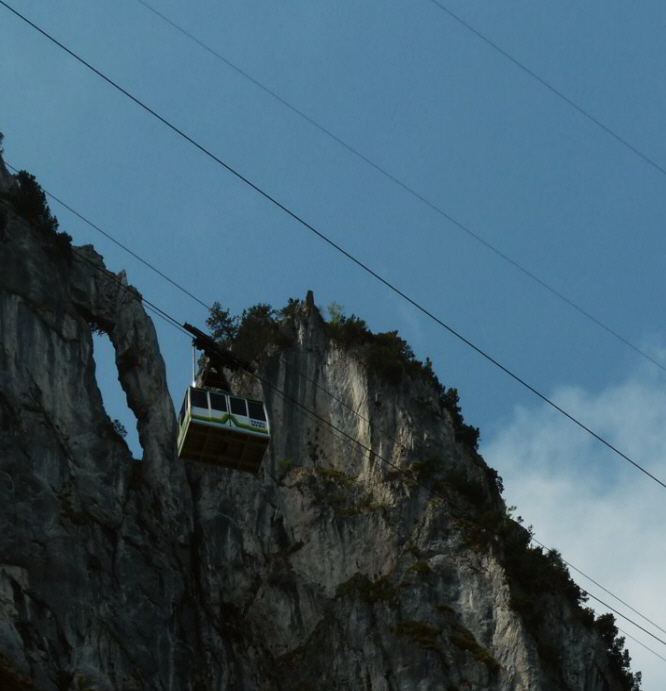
[177,386,270,472]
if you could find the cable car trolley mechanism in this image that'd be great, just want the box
[177,323,270,473]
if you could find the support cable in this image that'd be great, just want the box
[535,535,666,639]
[619,627,666,665]
[584,592,666,649]
[426,0,666,179]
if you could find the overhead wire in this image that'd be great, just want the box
[3,162,209,312]
[132,0,666,375]
[620,627,666,665]
[544,543,666,639]
[2,193,664,667]
[532,535,666,643]
[0,194,190,338]
[583,591,666,649]
[3,0,666,493]
[426,0,666,180]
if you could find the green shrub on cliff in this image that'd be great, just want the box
[8,171,59,235]
[594,614,642,691]
[206,302,238,346]
[2,170,72,256]
[206,301,279,363]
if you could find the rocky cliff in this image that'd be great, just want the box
[0,151,639,690]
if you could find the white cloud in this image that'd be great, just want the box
[482,361,666,691]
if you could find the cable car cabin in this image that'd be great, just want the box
[177,387,270,473]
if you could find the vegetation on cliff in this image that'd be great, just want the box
[0,159,72,256]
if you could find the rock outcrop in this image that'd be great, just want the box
[0,151,638,690]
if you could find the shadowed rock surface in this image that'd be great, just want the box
[0,151,638,690]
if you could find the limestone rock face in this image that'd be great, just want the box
[0,156,633,690]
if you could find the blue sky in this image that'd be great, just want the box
[2,0,666,685]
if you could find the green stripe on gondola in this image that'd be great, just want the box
[192,413,230,423]
[229,414,270,435]
[188,412,268,435]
